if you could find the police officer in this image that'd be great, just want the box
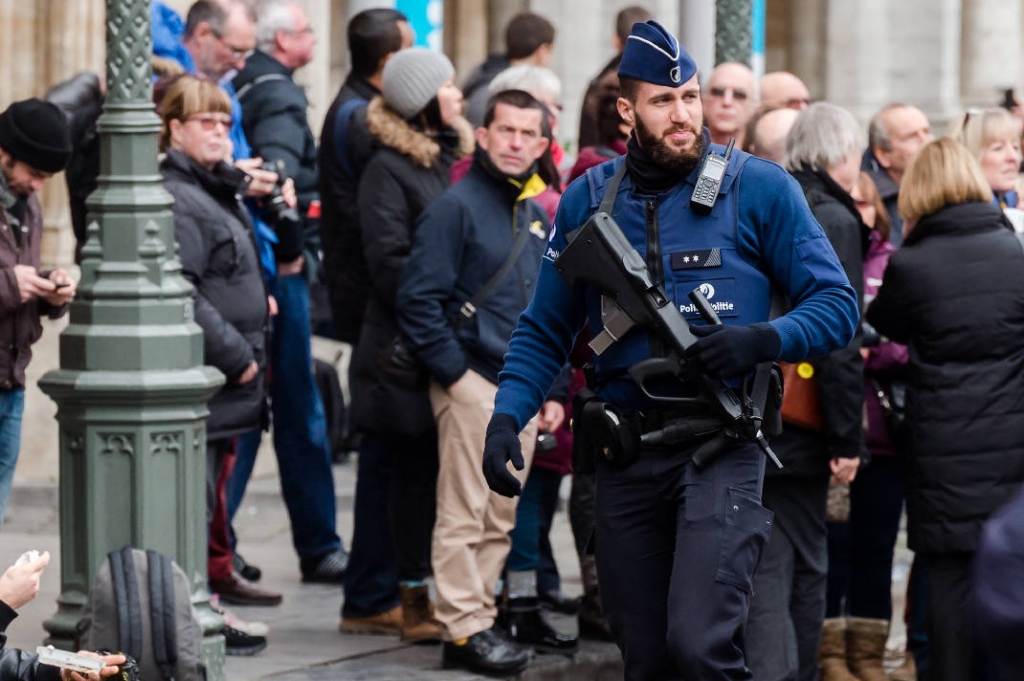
[482,21,859,680]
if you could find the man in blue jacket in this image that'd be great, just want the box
[396,89,567,677]
[484,21,859,680]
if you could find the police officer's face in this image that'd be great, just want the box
[618,76,705,169]
[477,103,550,177]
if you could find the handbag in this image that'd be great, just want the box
[870,377,908,447]
[378,222,536,389]
[779,361,825,432]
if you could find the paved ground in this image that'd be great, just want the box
[2,459,911,679]
[2,460,621,680]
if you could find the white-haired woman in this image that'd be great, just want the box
[745,102,867,681]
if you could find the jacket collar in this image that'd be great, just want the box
[234,49,292,86]
[161,149,250,201]
[469,147,545,203]
[905,201,1011,246]
[343,74,380,101]
[365,97,475,168]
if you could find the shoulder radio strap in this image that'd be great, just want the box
[598,163,628,216]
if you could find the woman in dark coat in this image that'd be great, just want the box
[342,48,473,642]
[866,137,1024,681]
[157,75,279,611]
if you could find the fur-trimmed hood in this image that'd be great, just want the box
[365,96,475,169]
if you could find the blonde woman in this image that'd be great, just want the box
[947,107,1022,210]
[866,138,1024,681]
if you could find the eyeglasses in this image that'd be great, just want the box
[708,86,749,101]
[217,35,255,61]
[186,114,233,132]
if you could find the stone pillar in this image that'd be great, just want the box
[824,0,891,123]
[39,2,225,679]
[888,0,961,124]
[787,0,825,100]
[681,0,717,78]
[446,0,488,84]
[961,0,1021,107]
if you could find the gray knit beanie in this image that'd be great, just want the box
[382,48,456,120]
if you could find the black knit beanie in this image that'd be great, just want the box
[0,98,73,173]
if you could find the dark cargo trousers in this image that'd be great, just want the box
[595,440,771,680]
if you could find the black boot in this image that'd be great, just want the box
[503,597,578,654]
[577,591,614,641]
[442,627,530,676]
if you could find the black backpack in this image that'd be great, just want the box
[78,546,206,681]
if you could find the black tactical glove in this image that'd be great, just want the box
[685,322,781,379]
[482,413,524,498]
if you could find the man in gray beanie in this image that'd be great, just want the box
[0,98,76,527]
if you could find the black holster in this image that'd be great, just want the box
[572,387,640,472]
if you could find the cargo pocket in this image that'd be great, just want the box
[714,486,774,593]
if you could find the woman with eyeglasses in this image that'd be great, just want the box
[948,107,1023,217]
[866,138,1024,681]
[157,74,279,613]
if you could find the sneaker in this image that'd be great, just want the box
[442,627,530,676]
[339,605,403,635]
[232,553,262,583]
[300,548,349,583]
[223,624,267,656]
[211,595,270,638]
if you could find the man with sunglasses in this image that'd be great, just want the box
[704,62,758,149]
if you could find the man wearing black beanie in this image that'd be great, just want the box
[0,98,76,527]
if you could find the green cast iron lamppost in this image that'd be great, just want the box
[38,0,226,677]
[716,0,754,66]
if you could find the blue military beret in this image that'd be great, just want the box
[617,20,698,88]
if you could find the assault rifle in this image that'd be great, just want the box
[553,211,781,468]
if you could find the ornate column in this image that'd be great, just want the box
[38,1,226,678]
[716,0,754,66]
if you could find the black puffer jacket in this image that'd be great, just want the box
[317,75,379,343]
[0,602,59,681]
[350,99,474,436]
[770,168,866,476]
[234,50,321,271]
[867,201,1024,554]
[161,150,270,439]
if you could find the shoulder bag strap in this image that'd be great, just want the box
[332,98,365,178]
[234,73,290,102]
[147,551,178,681]
[455,216,536,327]
[111,547,143,664]
[597,162,628,216]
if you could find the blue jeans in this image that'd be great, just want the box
[227,274,341,559]
[507,465,563,593]
[0,388,25,529]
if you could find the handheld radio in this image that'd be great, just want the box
[690,137,734,214]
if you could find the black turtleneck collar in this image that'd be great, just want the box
[624,129,707,195]
[470,146,537,199]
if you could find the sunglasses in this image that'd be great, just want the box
[187,114,233,132]
[708,86,749,101]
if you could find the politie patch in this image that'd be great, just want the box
[544,222,561,261]
[675,277,739,319]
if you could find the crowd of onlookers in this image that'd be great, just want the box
[1,0,1024,679]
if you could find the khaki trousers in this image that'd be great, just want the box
[429,370,537,641]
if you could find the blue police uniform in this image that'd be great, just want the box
[487,20,858,680]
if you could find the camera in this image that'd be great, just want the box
[536,432,558,453]
[259,159,301,226]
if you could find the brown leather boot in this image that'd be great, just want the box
[577,556,613,641]
[400,584,443,643]
[818,618,858,681]
[889,649,917,681]
[846,617,889,681]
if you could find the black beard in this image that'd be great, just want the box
[634,115,705,174]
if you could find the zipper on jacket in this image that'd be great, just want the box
[645,199,665,356]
